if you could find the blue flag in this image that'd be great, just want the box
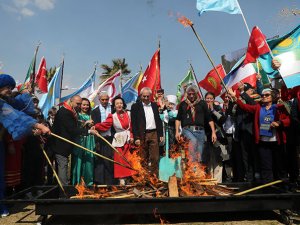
[38,65,62,118]
[121,72,143,105]
[258,25,300,85]
[197,0,242,15]
[59,69,96,103]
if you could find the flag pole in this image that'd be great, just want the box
[236,0,251,36]
[153,39,160,101]
[187,23,229,93]
[189,62,204,99]
[120,59,123,90]
[30,41,41,94]
[59,54,65,104]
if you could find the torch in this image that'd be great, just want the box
[178,16,229,93]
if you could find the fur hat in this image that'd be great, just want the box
[0,74,16,89]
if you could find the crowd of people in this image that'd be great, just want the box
[0,59,300,217]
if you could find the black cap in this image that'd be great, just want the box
[157,89,164,94]
[244,83,254,92]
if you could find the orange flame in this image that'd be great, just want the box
[177,15,193,27]
[128,147,159,185]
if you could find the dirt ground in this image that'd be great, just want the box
[1,203,299,225]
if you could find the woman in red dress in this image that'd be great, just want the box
[90,96,136,185]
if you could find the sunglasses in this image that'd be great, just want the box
[261,93,271,98]
[142,95,150,98]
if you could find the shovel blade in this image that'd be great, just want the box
[159,156,182,182]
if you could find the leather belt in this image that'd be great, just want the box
[185,125,203,131]
[145,129,157,133]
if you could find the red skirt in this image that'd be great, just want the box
[114,144,137,178]
[5,140,22,187]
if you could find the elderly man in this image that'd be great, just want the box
[91,91,115,185]
[53,95,87,186]
[131,87,163,175]
[176,85,216,162]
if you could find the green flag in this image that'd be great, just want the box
[20,57,35,92]
[176,70,197,103]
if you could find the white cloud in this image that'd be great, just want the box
[2,0,55,18]
[20,7,35,16]
[34,0,55,11]
[13,0,31,8]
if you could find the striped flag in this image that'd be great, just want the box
[223,56,257,90]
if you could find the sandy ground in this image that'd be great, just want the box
[1,203,299,225]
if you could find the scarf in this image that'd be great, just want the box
[185,98,200,122]
[63,102,78,120]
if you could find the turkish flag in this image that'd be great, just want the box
[138,49,161,101]
[35,57,48,93]
[199,64,225,96]
[244,26,270,65]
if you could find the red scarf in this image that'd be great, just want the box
[63,102,78,120]
[185,98,200,122]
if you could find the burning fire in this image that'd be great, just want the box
[71,139,235,199]
[177,15,193,27]
[128,147,161,186]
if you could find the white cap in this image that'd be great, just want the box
[166,95,177,105]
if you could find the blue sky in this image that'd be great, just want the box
[0,0,299,96]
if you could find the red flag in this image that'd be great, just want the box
[244,26,270,65]
[89,70,122,105]
[138,49,161,100]
[35,57,48,93]
[198,64,225,96]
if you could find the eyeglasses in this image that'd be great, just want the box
[142,95,150,98]
[187,93,195,96]
[261,93,271,98]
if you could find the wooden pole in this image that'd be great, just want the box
[93,132,134,170]
[41,146,67,196]
[189,62,204,99]
[51,133,135,171]
[189,25,229,93]
[234,180,283,196]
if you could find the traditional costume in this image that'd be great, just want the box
[94,111,136,181]
[71,113,95,185]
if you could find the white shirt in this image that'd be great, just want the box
[98,103,111,136]
[143,102,156,130]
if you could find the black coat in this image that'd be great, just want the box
[52,107,86,157]
[130,101,163,140]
